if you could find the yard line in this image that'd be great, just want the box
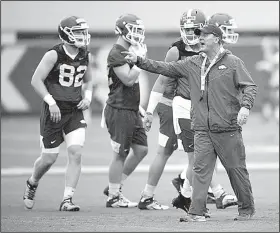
[1,162,278,176]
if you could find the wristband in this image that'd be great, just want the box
[85,90,93,102]
[43,94,56,106]
[132,65,141,73]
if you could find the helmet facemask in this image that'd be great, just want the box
[123,23,145,45]
[219,25,239,44]
[60,24,91,48]
[180,23,204,45]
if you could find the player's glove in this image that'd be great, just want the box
[129,43,147,59]
[143,112,153,132]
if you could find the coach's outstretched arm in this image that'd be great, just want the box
[122,51,187,79]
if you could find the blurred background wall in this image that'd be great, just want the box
[1,1,279,122]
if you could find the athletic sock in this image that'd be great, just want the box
[180,167,187,180]
[143,184,156,198]
[211,184,224,199]
[63,186,75,200]
[29,176,39,186]
[181,178,192,198]
[109,183,121,197]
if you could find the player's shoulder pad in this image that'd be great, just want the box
[165,46,179,62]
[170,38,184,50]
[107,45,127,67]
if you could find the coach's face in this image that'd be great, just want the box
[199,32,219,53]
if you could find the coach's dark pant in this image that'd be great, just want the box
[189,130,255,216]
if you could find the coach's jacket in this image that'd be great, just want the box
[136,49,258,132]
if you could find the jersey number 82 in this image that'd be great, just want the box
[59,64,87,87]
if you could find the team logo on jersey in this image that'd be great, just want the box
[218,65,227,70]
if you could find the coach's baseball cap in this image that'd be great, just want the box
[194,24,223,40]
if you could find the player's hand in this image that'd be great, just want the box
[77,98,91,111]
[143,112,153,132]
[121,51,138,63]
[49,104,61,123]
[237,106,250,126]
[129,43,147,59]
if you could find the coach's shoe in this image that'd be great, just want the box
[138,196,169,210]
[171,193,191,213]
[106,194,137,208]
[206,192,216,204]
[179,214,206,222]
[59,198,80,211]
[171,175,185,193]
[23,179,38,209]
[216,192,238,209]
[234,211,255,221]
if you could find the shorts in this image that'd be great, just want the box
[177,118,194,153]
[104,104,147,156]
[156,103,178,151]
[40,102,87,153]
[172,96,194,153]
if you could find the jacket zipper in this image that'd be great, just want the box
[206,74,210,129]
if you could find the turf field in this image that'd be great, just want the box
[1,114,279,232]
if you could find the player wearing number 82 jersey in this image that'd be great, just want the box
[23,16,94,212]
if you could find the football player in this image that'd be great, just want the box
[23,16,94,211]
[102,14,148,208]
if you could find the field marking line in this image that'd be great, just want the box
[1,162,278,176]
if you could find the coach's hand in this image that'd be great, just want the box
[77,98,91,111]
[143,112,153,132]
[121,51,138,63]
[237,106,250,126]
[49,104,61,123]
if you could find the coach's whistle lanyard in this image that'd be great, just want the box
[200,47,224,92]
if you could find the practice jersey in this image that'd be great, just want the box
[106,44,140,111]
[163,38,198,100]
[44,43,89,110]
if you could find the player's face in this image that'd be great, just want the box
[72,29,88,47]
[199,32,218,53]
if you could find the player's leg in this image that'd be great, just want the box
[58,110,87,211]
[172,118,193,213]
[23,106,63,209]
[210,131,255,220]
[105,106,138,208]
[138,103,176,210]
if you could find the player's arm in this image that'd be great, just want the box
[77,53,94,110]
[113,63,141,87]
[31,50,61,123]
[31,50,58,104]
[146,46,179,114]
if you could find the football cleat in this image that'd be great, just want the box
[106,194,138,208]
[179,214,206,222]
[172,193,191,213]
[59,198,80,211]
[103,185,109,196]
[207,192,216,204]
[171,175,185,193]
[23,179,38,209]
[216,192,238,209]
[138,196,169,210]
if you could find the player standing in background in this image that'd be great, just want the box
[140,10,237,212]
[103,14,148,208]
[23,16,94,211]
